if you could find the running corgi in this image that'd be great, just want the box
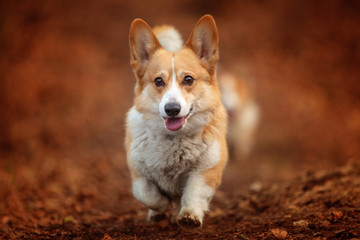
[125,15,228,227]
[219,71,260,160]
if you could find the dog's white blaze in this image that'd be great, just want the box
[158,55,191,118]
[172,56,176,84]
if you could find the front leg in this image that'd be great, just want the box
[177,172,215,227]
[132,177,172,220]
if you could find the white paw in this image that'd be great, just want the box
[177,208,203,228]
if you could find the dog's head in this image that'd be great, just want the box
[129,15,221,133]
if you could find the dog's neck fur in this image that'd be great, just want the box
[127,106,219,196]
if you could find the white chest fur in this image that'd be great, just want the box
[127,107,220,197]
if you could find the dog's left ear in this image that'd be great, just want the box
[186,15,219,74]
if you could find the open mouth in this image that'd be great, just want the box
[164,107,193,131]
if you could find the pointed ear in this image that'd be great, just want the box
[186,15,219,74]
[129,19,161,68]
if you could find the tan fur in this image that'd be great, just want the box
[126,15,228,227]
[219,71,259,160]
[153,25,172,34]
[219,71,252,111]
[202,132,228,190]
[125,130,139,180]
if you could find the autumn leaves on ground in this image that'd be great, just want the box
[1,1,360,239]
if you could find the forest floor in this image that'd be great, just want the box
[1,1,360,239]
[1,154,359,239]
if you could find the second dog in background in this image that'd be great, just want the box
[219,71,260,161]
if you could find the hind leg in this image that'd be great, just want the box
[170,200,181,224]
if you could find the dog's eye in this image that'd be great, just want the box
[182,75,194,86]
[154,77,165,87]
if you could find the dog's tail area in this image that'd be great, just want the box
[153,25,183,52]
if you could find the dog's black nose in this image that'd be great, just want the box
[165,103,181,117]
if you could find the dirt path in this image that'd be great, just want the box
[1,1,360,239]
[1,156,359,239]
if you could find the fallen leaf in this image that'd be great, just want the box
[249,181,263,192]
[257,233,265,238]
[102,233,113,240]
[270,228,288,239]
[331,211,343,220]
[63,216,74,223]
[293,220,309,227]
[321,220,331,227]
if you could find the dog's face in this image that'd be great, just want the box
[129,15,220,133]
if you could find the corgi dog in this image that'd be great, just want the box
[219,71,260,160]
[125,15,228,227]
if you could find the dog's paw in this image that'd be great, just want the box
[177,210,202,228]
[147,209,167,222]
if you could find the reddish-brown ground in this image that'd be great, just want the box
[1,1,360,239]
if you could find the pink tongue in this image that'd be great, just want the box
[165,117,185,131]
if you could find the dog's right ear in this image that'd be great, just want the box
[129,19,160,69]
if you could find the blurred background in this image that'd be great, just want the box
[1,0,360,230]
